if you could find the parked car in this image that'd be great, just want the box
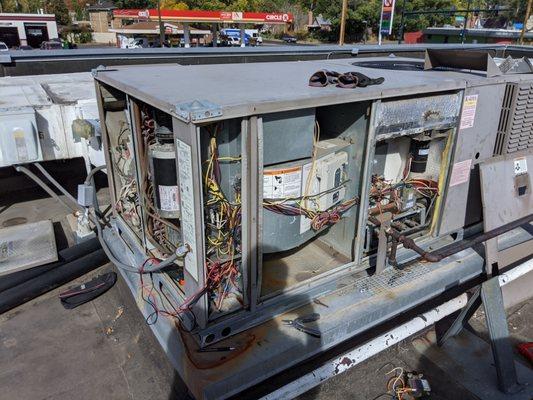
[40,41,62,50]
[18,45,33,50]
[0,42,8,51]
[229,36,241,46]
[281,34,297,44]
[245,29,263,45]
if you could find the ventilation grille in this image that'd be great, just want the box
[494,82,533,155]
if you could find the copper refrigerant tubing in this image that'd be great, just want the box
[368,213,533,265]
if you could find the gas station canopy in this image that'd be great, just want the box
[113,9,294,25]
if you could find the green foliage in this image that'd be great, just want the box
[45,0,71,25]
[160,0,188,9]
[0,0,28,12]
[112,0,156,9]
[73,0,89,20]
[61,24,93,42]
[393,0,457,33]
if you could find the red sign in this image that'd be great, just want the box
[113,9,293,24]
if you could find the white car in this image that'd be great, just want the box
[229,36,240,46]
[0,42,9,52]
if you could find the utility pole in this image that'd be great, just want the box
[520,0,532,45]
[156,0,165,47]
[397,0,407,44]
[339,0,348,45]
[460,0,472,44]
[378,0,384,45]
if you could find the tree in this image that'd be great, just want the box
[1,0,30,12]
[113,0,156,9]
[160,0,188,9]
[27,0,45,13]
[393,0,457,33]
[45,0,71,25]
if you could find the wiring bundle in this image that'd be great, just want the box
[263,121,359,231]
[203,124,243,312]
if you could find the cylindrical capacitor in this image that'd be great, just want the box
[148,142,180,219]
[409,139,430,173]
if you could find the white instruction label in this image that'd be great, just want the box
[449,159,472,187]
[263,166,302,199]
[13,129,29,162]
[158,185,180,212]
[299,162,320,234]
[176,140,198,281]
[514,157,528,175]
[460,95,478,130]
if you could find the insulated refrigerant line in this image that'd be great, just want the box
[260,258,533,400]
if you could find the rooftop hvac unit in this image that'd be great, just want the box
[91,58,533,399]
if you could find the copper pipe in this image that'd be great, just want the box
[369,213,533,265]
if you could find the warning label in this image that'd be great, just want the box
[514,157,528,175]
[159,185,180,212]
[460,95,478,130]
[263,166,302,199]
[449,159,472,187]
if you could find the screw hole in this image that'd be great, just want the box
[221,327,231,337]
[205,334,215,344]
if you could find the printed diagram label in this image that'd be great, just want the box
[158,185,180,212]
[449,159,472,187]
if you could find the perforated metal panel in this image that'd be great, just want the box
[494,81,533,155]
[0,220,57,275]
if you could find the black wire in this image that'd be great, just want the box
[140,273,159,325]
[153,279,198,332]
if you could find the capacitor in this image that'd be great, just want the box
[409,139,430,173]
[148,133,180,219]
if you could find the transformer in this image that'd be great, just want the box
[92,51,533,399]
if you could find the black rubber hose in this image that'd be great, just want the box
[0,248,108,315]
[0,237,101,294]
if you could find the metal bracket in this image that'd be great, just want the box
[173,100,222,122]
[91,65,119,77]
[376,212,392,274]
[437,277,524,395]
[91,65,107,77]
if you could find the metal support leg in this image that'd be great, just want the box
[211,23,217,47]
[480,277,521,394]
[437,277,523,394]
[437,287,481,346]
[375,212,391,274]
[183,23,191,48]
[240,27,246,47]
